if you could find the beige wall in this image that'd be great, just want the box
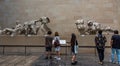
[0,0,119,54]
[0,0,120,36]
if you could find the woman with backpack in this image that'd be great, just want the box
[95,30,107,65]
[53,32,61,60]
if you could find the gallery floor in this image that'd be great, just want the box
[0,53,119,66]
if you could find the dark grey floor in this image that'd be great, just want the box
[0,53,119,66]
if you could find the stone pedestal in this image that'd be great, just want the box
[0,35,112,54]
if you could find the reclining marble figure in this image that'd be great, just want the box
[2,21,23,36]
[2,28,16,35]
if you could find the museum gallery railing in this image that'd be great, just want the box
[0,35,111,55]
[0,45,111,55]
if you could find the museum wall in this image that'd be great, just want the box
[0,0,120,36]
[1,0,120,54]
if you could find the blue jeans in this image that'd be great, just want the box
[111,48,120,63]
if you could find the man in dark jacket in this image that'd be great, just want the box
[95,30,107,65]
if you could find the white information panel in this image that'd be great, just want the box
[60,40,66,44]
[52,40,66,45]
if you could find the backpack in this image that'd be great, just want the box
[97,34,107,49]
[54,38,60,47]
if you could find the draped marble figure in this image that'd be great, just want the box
[38,17,51,34]
[75,19,114,35]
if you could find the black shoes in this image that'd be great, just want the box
[45,57,48,59]
[45,56,52,59]
[71,61,78,65]
[50,56,52,59]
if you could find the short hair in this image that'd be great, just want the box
[55,32,59,36]
[98,30,102,34]
[47,31,52,35]
[114,30,119,34]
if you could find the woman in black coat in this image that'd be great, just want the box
[70,33,78,65]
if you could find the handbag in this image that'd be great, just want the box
[74,40,78,54]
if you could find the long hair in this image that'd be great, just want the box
[55,32,59,36]
[71,33,76,46]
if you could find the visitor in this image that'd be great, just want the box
[110,30,120,65]
[53,32,61,60]
[70,33,78,65]
[95,30,107,65]
[45,31,53,59]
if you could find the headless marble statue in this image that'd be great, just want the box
[75,19,87,35]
